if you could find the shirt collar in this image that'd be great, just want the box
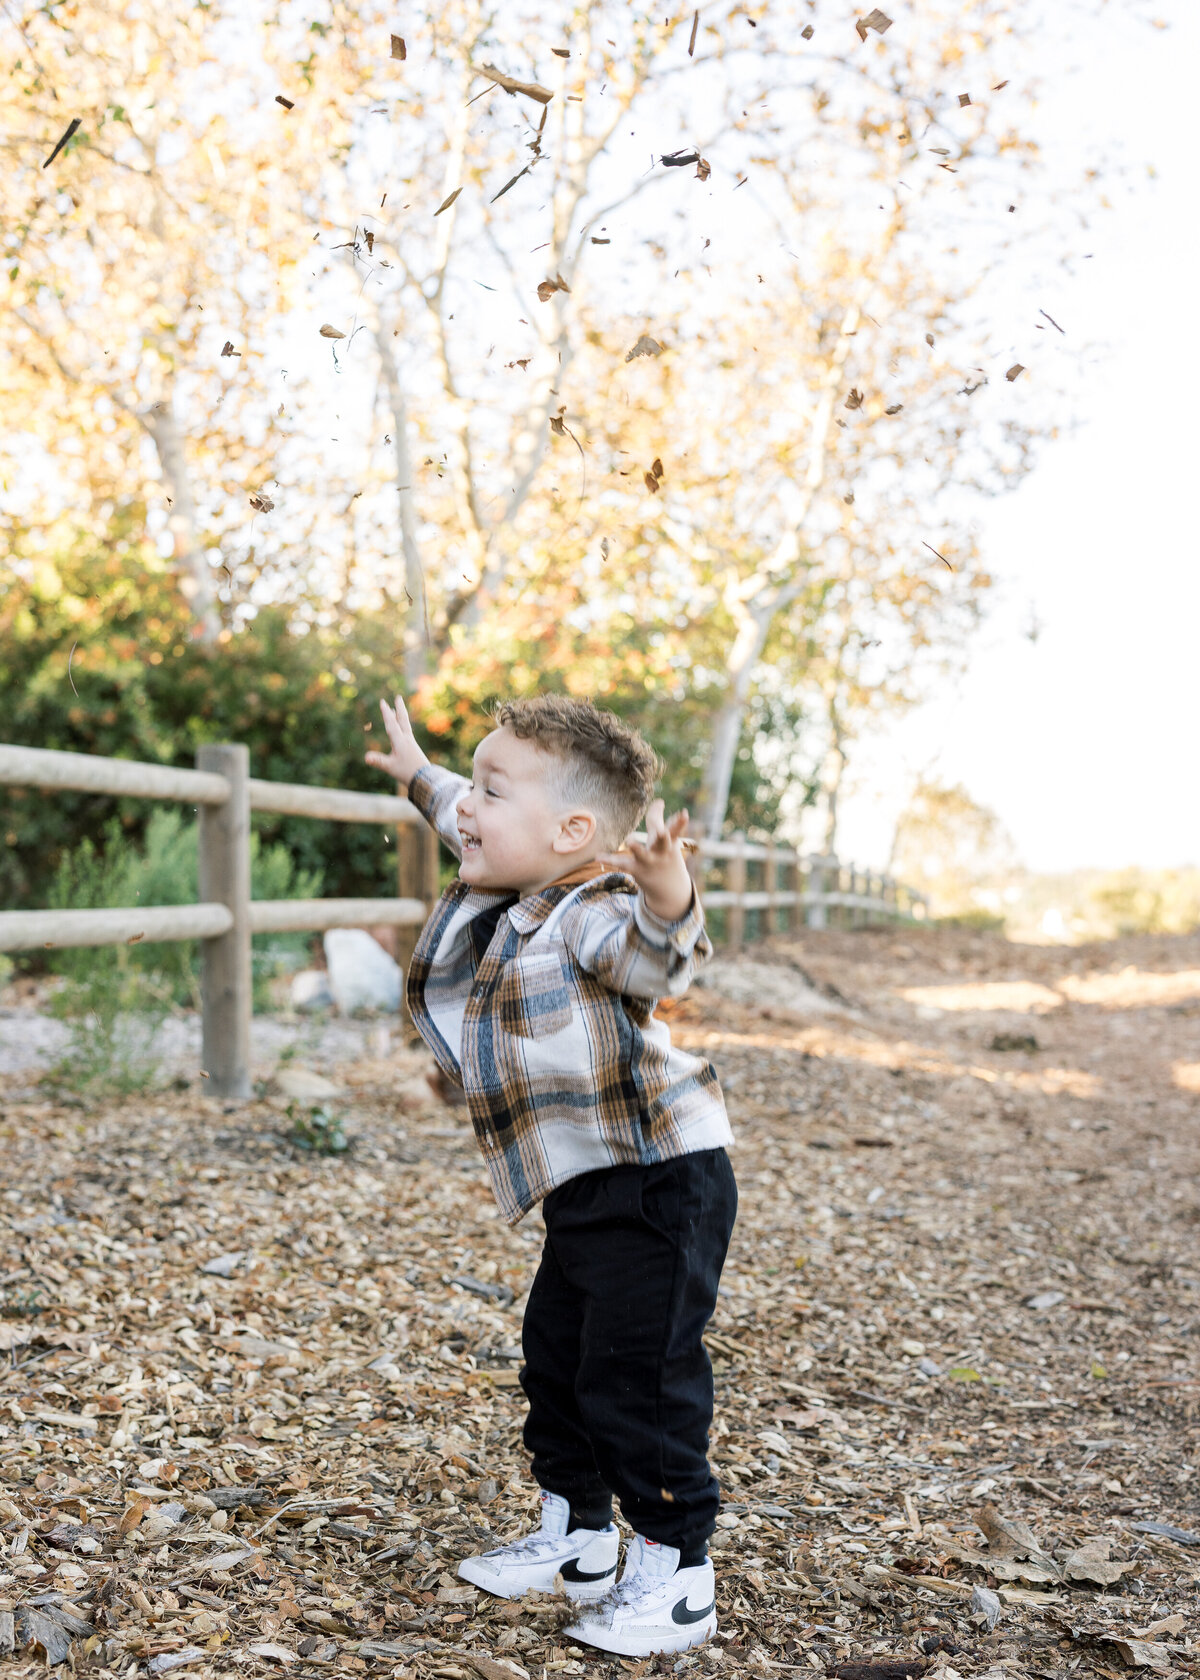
[505,858,629,934]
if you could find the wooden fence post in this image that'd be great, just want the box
[765,842,779,939]
[785,852,802,934]
[197,744,251,1101]
[396,817,440,1034]
[727,831,746,954]
[807,855,828,929]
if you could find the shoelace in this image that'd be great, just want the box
[486,1532,565,1560]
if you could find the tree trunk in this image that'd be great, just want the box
[822,724,849,855]
[142,397,219,644]
[375,312,430,690]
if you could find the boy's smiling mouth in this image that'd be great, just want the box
[461,831,482,851]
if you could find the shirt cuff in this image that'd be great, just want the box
[634,883,705,951]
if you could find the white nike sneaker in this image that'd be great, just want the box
[564,1534,718,1657]
[457,1491,619,1602]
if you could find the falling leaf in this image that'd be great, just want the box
[922,541,953,571]
[885,403,903,414]
[390,35,406,60]
[42,117,81,170]
[856,8,892,40]
[925,333,934,345]
[275,95,295,110]
[661,148,701,167]
[958,92,971,106]
[1006,363,1024,381]
[249,492,275,513]
[363,230,375,254]
[802,23,814,37]
[930,147,951,155]
[319,324,346,339]
[221,341,236,357]
[475,62,553,104]
[491,167,532,204]
[537,277,566,302]
[695,157,711,181]
[644,471,660,494]
[993,79,1009,90]
[551,47,570,58]
[434,187,463,216]
[591,236,610,244]
[625,334,664,361]
[600,537,610,560]
[845,388,864,410]
[549,415,566,436]
[67,640,80,696]
[127,932,145,945]
[652,457,664,478]
[688,9,699,54]
[843,492,855,505]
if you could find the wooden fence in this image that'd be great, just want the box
[0,741,925,1100]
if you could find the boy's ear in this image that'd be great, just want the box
[553,809,598,854]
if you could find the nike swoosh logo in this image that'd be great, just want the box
[560,1557,618,1583]
[671,1597,716,1626]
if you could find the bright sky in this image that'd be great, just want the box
[837,1,1199,874]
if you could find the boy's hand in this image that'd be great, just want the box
[365,695,430,790]
[597,800,694,923]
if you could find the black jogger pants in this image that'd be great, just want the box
[519,1147,738,1554]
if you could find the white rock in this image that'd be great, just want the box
[276,1066,341,1102]
[291,969,335,1012]
[324,928,402,1015]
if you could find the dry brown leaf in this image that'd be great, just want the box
[1006,363,1025,381]
[390,34,406,60]
[1061,1538,1137,1586]
[885,403,903,414]
[845,388,864,410]
[434,187,463,217]
[688,10,699,55]
[551,47,570,59]
[249,492,275,513]
[696,157,711,181]
[856,8,892,40]
[318,324,346,339]
[475,62,553,104]
[275,95,295,110]
[802,23,814,38]
[976,1503,1047,1561]
[625,334,663,362]
[958,92,971,106]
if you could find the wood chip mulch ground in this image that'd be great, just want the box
[1,924,1198,1680]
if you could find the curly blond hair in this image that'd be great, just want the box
[490,694,662,849]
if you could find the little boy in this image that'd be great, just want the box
[366,692,736,1658]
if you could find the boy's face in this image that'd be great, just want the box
[455,727,598,895]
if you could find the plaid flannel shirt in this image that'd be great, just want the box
[404,764,733,1224]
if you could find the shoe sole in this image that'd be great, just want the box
[457,1558,615,1602]
[563,1612,718,1656]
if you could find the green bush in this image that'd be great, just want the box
[0,521,422,911]
[43,808,321,1094]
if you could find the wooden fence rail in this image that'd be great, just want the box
[0,742,925,1100]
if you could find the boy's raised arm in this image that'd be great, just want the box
[563,802,711,999]
[365,696,429,792]
[366,696,466,860]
